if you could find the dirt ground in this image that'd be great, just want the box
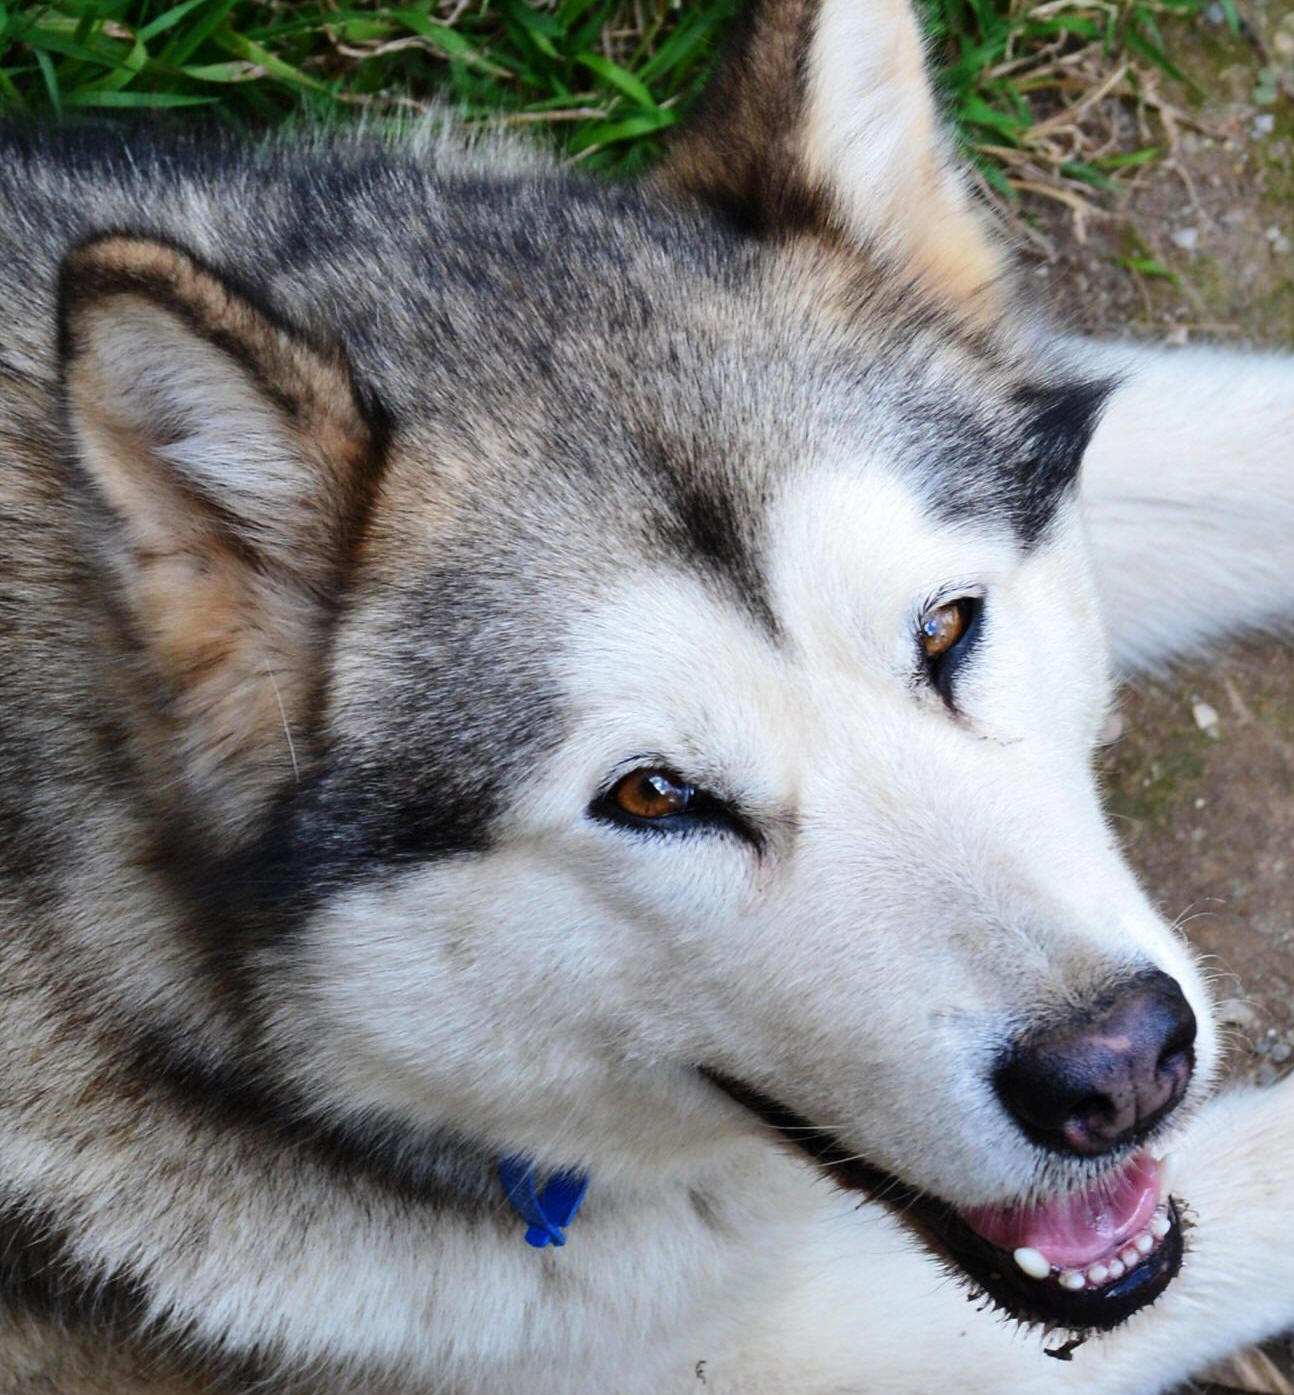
[1020,8,1293,1388]
[1030,0,1294,1080]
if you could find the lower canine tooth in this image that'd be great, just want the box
[1086,1263,1109,1285]
[1150,1212,1171,1240]
[1013,1247,1051,1280]
[1135,1233,1154,1255]
[1059,1271,1086,1291]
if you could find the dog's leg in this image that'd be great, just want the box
[1075,341,1294,672]
[713,1074,1294,1394]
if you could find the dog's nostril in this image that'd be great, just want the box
[993,968,1197,1158]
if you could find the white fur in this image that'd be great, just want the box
[1076,339,1294,671]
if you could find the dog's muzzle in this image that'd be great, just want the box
[702,969,1198,1334]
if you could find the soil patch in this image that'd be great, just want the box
[1020,10,1292,1386]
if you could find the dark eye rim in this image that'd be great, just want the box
[588,765,762,847]
[919,594,985,703]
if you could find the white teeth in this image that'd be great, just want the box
[1158,1151,1178,1193]
[1006,1205,1172,1294]
[1013,1247,1052,1280]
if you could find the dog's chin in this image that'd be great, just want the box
[702,1071,1184,1335]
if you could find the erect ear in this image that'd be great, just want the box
[660,0,1005,318]
[59,235,385,841]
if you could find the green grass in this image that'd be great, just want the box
[0,0,1224,180]
[922,0,1225,196]
[0,0,741,171]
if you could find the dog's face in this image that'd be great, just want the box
[293,421,1215,1153]
[269,361,1212,1332]
[54,0,1215,1338]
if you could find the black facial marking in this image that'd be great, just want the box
[143,1038,506,1212]
[651,461,780,637]
[1008,378,1115,543]
[274,754,502,890]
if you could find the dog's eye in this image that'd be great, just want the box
[920,600,971,658]
[609,769,694,820]
[918,596,983,701]
[591,767,761,847]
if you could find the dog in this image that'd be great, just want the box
[1,0,1293,1390]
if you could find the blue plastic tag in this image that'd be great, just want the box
[498,1156,590,1248]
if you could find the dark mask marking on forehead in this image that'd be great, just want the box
[653,473,780,637]
[633,430,780,638]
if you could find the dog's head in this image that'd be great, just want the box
[58,0,1211,1338]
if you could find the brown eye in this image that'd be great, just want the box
[609,769,694,820]
[920,600,971,659]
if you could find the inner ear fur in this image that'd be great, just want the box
[660,0,1006,319]
[59,235,385,841]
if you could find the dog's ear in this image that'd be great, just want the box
[59,235,385,840]
[660,0,1005,317]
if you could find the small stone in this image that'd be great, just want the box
[1256,1062,1279,1087]
[1215,997,1261,1031]
[1253,113,1276,137]
[1272,1041,1291,1063]
[1171,227,1199,251]
[1194,797,1207,809]
[1204,1,1225,20]
[1256,1035,1272,1055]
[1192,700,1220,735]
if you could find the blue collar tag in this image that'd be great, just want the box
[498,1156,589,1248]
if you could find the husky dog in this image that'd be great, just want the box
[2,0,1293,1390]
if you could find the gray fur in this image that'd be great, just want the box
[1,6,1293,1389]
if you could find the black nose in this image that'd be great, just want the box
[994,969,1196,1157]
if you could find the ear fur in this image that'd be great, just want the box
[59,235,385,841]
[661,0,1006,318]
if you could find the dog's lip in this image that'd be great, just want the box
[701,1068,1184,1333]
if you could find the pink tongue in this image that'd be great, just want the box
[961,1153,1160,1269]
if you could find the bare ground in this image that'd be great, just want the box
[1018,7,1293,1387]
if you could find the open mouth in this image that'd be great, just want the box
[704,1071,1183,1333]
